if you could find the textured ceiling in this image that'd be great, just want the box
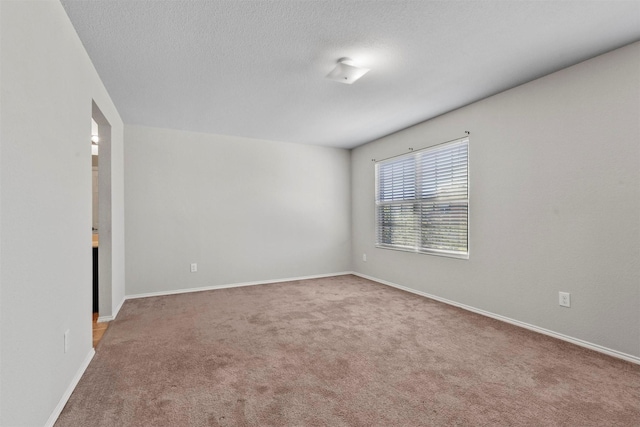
[61,0,640,149]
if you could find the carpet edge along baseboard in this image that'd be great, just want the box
[352,272,640,366]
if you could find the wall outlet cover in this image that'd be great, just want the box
[559,292,571,307]
[64,329,70,353]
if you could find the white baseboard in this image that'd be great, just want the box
[112,296,125,319]
[97,297,125,323]
[352,272,640,365]
[45,348,95,427]
[125,271,353,300]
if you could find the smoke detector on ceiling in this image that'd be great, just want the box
[326,57,370,84]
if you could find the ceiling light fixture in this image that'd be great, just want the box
[91,134,99,156]
[326,57,370,84]
[91,118,99,155]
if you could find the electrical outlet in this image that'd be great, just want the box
[190,263,197,273]
[559,292,571,308]
[64,329,70,353]
[362,253,367,262]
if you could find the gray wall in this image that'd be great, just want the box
[351,42,640,359]
[0,1,125,425]
[124,125,351,296]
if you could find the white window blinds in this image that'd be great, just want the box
[375,137,469,258]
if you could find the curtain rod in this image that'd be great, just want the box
[372,131,470,163]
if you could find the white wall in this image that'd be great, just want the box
[352,42,640,360]
[0,1,125,425]
[124,125,351,296]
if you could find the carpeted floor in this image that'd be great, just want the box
[56,275,640,426]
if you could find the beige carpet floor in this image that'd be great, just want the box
[56,275,640,426]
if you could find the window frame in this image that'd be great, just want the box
[375,137,469,259]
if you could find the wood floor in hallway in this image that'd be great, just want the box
[92,312,109,348]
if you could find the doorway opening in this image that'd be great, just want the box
[91,101,112,347]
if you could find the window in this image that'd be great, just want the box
[375,137,469,259]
